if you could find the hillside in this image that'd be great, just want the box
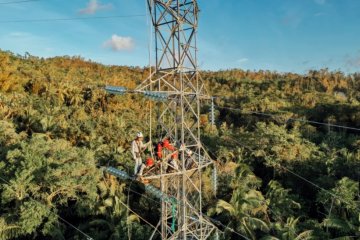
[0,50,359,240]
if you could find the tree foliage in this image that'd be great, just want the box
[0,50,359,239]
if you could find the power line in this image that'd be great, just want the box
[0,175,11,185]
[277,165,357,207]
[225,136,358,207]
[123,184,250,240]
[215,223,250,240]
[0,0,40,4]
[118,193,162,236]
[125,186,160,205]
[125,184,257,239]
[101,175,161,238]
[216,105,360,132]
[109,147,348,239]
[213,103,359,205]
[56,217,94,240]
[0,175,94,240]
[127,181,133,240]
[0,14,146,23]
[125,185,258,240]
[202,128,358,213]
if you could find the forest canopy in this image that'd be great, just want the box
[0,50,359,239]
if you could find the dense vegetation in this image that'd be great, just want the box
[0,49,359,239]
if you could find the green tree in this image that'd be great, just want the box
[210,164,270,239]
[318,177,360,239]
[0,135,100,239]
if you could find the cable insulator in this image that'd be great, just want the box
[212,164,217,196]
[105,86,127,95]
[210,97,215,125]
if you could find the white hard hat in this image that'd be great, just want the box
[186,149,193,155]
[136,132,144,138]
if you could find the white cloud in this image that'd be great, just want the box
[314,0,326,5]
[8,32,31,38]
[237,58,249,64]
[103,35,135,51]
[79,0,112,15]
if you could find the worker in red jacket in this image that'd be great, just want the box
[155,141,163,160]
[155,138,179,171]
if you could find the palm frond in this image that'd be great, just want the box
[127,214,140,224]
[294,230,314,240]
[216,200,236,215]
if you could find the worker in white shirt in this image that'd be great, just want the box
[131,132,150,180]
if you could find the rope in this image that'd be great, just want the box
[145,0,158,156]
[0,175,94,240]
[127,180,135,240]
[216,105,360,132]
[145,0,153,147]
[145,0,153,78]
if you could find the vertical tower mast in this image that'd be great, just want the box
[136,1,215,239]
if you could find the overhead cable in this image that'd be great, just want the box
[216,105,360,132]
[226,136,358,207]
[0,14,146,23]
[118,197,162,236]
[278,165,357,206]
[0,0,40,5]
[123,184,250,240]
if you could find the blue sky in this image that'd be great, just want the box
[0,0,359,73]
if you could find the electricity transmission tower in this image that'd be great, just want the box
[107,0,216,239]
[135,1,216,239]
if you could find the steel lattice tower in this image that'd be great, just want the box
[135,1,216,239]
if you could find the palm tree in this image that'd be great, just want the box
[211,164,270,239]
[317,177,359,239]
[83,175,135,240]
[261,217,313,240]
[0,218,22,240]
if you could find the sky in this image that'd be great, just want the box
[0,0,359,74]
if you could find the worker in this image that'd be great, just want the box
[162,138,179,171]
[155,141,163,160]
[181,144,194,169]
[131,132,150,180]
